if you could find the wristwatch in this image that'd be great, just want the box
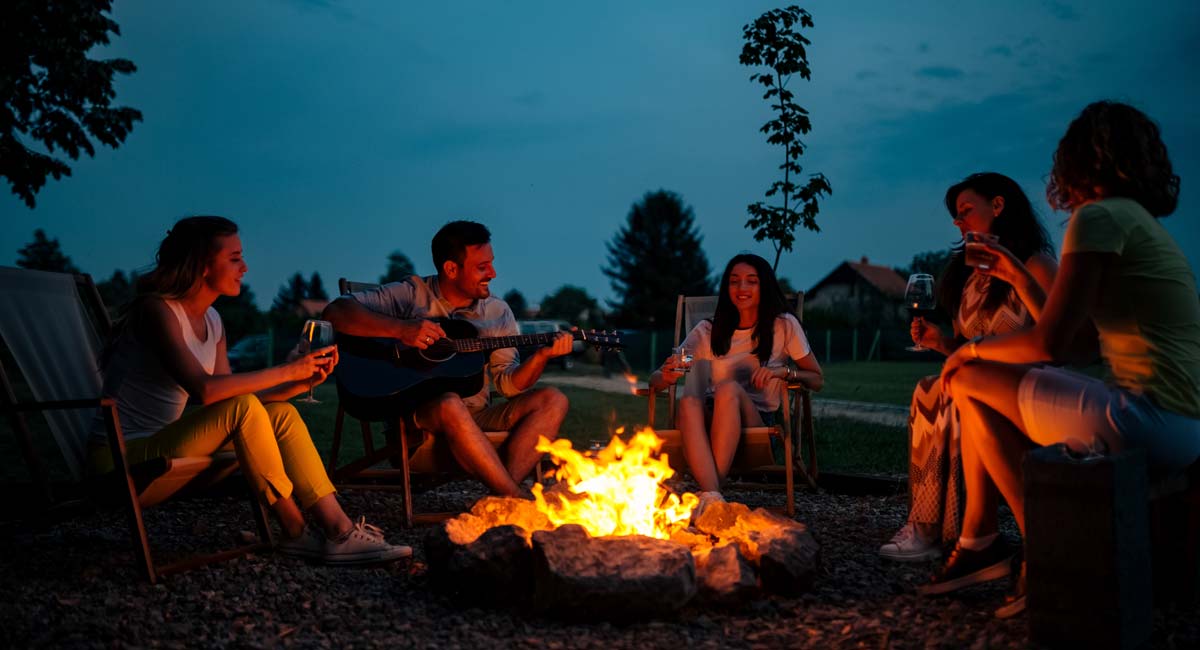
[968,335,983,359]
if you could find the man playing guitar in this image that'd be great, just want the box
[323,220,573,496]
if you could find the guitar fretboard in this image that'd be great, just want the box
[452,333,564,353]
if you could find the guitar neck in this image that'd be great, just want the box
[452,333,564,353]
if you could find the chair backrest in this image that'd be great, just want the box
[339,278,381,296]
[0,267,111,480]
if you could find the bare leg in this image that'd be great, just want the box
[948,361,1036,536]
[710,381,762,479]
[307,494,354,539]
[414,393,522,496]
[677,395,719,492]
[958,405,1001,539]
[497,387,569,482]
[272,498,307,538]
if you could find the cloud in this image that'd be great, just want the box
[917,42,930,54]
[1042,1,1080,21]
[986,45,1013,57]
[915,65,965,80]
[855,69,879,81]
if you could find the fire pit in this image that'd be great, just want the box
[426,430,820,618]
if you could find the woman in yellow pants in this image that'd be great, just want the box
[91,216,409,565]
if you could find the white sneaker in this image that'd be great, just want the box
[277,526,326,561]
[879,522,941,562]
[323,517,413,566]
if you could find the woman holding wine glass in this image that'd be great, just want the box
[90,216,410,565]
[933,102,1200,616]
[648,253,823,496]
[880,173,1057,562]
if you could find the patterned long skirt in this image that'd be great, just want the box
[907,374,964,544]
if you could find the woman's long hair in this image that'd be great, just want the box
[937,173,1054,319]
[135,216,239,299]
[710,253,790,364]
[105,216,238,359]
[1047,100,1179,217]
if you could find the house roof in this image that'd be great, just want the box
[807,256,907,300]
[296,299,329,318]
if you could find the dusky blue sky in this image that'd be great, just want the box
[3,0,1198,311]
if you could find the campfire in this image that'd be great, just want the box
[428,429,821,618]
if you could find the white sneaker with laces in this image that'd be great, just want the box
[323,517,413,566]
[277,526,326,561]
[879,522,941,562]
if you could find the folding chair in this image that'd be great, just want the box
[637,292,818,516]
[327,278,534,527]
[0,267,272,583]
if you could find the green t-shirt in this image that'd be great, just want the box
[1063,197,1200,418]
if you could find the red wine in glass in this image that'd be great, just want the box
[904,274,936,352]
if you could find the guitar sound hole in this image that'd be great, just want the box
[419,339,457,363]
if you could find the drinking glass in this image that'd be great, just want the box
[904,274,937,352]
[672,345,694,374]
[296,319,335,403]
[964,231,1000,270]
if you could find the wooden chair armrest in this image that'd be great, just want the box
[634,387,670,398]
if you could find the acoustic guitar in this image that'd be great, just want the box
[335,318,623,417]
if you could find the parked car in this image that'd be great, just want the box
[517,320,584,370]
[226,334,271,372]
[228,330,328,372]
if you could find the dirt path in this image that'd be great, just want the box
[540,374,907,427]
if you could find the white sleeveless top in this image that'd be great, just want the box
[92,300,223,441]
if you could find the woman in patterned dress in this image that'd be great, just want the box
[880,173,1057,561]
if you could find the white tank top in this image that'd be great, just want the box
[92,300,223,441]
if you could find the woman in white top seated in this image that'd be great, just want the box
[649,253,824,494]
[91,216,409,565]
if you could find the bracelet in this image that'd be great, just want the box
[968,335,983,359]
[786,367,800,383]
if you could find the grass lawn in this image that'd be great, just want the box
[817,361,943,406]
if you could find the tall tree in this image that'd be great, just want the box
[272,272,310,313]
[380,250,416,284]
[214,283,266,345]
[16,229,79,273]
[740,5,832,270]
[307,272,328,301]
[603,190,714,328]
[503,289,529,320]
[95,268,135,313]
[895,249,954,279]
[2,0,142,207]
[540,285,603,329]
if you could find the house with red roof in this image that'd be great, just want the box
[804,256,908,328]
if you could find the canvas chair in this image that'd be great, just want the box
[0,267,272,583]
[327,278,534,528]
[637,293,818,516]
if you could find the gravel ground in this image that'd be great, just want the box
[2,483,1196,649]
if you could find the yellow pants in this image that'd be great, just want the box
[91,394,335,509]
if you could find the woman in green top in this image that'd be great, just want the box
[919,101,1200,617]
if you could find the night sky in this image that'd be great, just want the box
[3,0,1197,310]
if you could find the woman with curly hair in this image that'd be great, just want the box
[920,101,1200,618]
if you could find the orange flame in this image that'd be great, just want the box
[531,428,698,539]
[623,373,639,395]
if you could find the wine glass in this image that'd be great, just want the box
[904,274,937,352]
[296,319,335,403]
